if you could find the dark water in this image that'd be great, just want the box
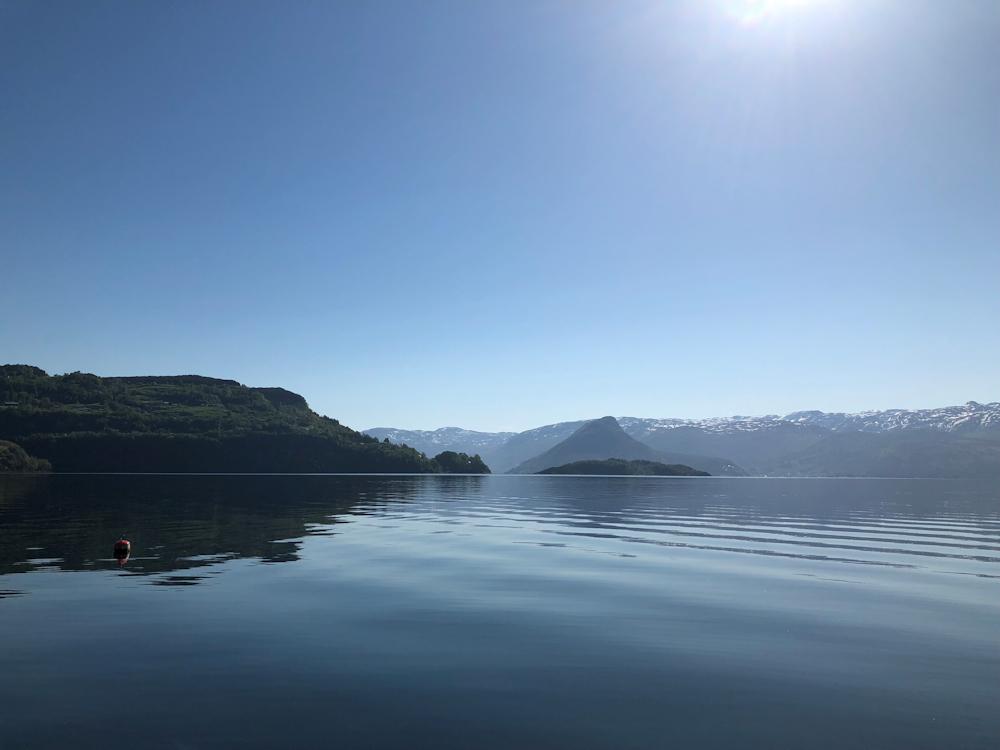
[1,475,998,749]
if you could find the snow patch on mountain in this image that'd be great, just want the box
[366,401,1000,468]
[783,401,1000,433]
[617,402,1000,437]
[618,414,799,436]
[364,426,515,453]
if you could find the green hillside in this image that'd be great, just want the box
[0,365,437,473]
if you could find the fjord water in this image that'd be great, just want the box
[1,476,998,749]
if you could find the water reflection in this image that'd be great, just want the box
[2,475,999,749]
[0,475,432,583]
[1,475,998,587]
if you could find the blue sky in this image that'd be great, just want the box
[2,0,998,431]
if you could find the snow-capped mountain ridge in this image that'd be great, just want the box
[782,401,1000,433]
[365,401,1000,477]
[620,401,1000,436]
[368,401,1000,448]
[618,415,790,436]
[364,426,515,456]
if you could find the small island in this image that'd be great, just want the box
[432,451,491,474]
[538,458,709,476]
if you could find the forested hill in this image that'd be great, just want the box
[538,459,709,476]
[0,365,436,473]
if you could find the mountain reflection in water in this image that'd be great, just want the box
[0,474,482,582]
[2,474,999,584]
[1,475,998,750]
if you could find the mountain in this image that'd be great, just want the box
[783,402,1000,433]
[478,420,587,473]
[369,399,1000,478]
[364,426,515,460]
[0,365,436,473]
[618,406,1000,476]
[509,417,654,474]
[538,459,709,476]
[509,417,744,476]
[619,417,829,474]
[769,430,1000,479]
[621,402,1000,438]
[364,422,587,474]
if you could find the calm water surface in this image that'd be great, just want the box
[1,475,998,749]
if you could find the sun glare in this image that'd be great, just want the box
[722,0,822,25]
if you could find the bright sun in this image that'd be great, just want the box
[722,0,821,24]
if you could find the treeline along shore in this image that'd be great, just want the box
[0,365,488,474]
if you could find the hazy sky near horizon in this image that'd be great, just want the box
[2,0,998,432]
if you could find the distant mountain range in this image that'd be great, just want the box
[12,362,995,478]
[363,426,516,457]
[366,401,1000,478]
